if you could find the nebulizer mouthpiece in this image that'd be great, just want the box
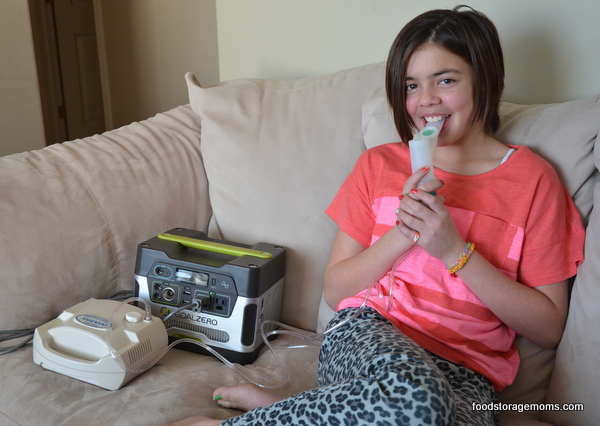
[409,118,444,185]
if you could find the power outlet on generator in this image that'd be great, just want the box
[211,295,230,314]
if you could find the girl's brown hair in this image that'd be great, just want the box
[386,5,504,142]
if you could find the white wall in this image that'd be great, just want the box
[3,0,598,157]
[0,0,46,157]
[96,0,220,129]
[216,0,600,104]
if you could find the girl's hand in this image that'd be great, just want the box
[396,167,465,264]
[400,166,441,196]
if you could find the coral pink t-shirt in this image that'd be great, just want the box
[326,143,585,391]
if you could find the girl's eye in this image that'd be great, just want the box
[440,78,455,85]
[406,83,418,92]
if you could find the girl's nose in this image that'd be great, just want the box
[419,87,441,107]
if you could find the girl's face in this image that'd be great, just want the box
[405,43,479,147]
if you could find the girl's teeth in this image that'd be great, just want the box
[425,116,446,122]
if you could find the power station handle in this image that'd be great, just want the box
[157,233,273,259]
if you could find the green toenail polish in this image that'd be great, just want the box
[213,395,222,401]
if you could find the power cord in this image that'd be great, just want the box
[106,290,136,301]
[0,327,39,355]
[0,290,136,355]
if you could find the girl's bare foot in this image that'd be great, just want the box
[163,415,220,426]
[213,383,282,411]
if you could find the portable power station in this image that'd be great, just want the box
[134,228,285,364]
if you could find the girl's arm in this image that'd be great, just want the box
[324,227,409,309]
[324,167,442,309]
[453,251,568,349]
[397,188,569,349]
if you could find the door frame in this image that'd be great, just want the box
[28,0,112,145]
[28,0,66,146]
[92,0,112,131]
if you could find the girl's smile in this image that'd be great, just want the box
[405,43,479,148]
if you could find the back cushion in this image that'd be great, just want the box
[186,63,385,331]
[543,107,600,425]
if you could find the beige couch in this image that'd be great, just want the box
[0,62,598,425]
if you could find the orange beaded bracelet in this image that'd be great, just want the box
[446,242,475,277]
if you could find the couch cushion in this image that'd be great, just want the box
[360,87,599,421]
[496,97,599,224]
[186,63,385,331]
[543,131,600,425]
[0,105,210,330]
[498,97,599,423]
[498,97,599,422]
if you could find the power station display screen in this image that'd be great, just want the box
[175,269,209,287]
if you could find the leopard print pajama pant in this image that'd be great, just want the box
[220,307,499,425]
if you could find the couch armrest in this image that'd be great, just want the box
[0,105,211,330]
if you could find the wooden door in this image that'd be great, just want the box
[53,0,105,139]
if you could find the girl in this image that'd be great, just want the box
[169,6,584,425]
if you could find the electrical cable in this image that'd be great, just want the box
[0,322,48,355]
[106,290,135,300]
[0,290,135,356]
[0,336,34,355]
[0,328,36,355]
[160,300,200,323]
